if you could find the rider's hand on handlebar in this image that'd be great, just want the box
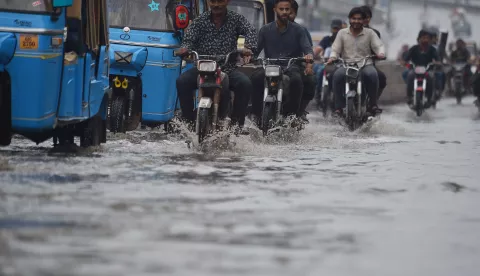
[326,57,335,65]
[175,48,189,57]
[376,53,386,60]
[242,48,253,64]
[304,54,313,63]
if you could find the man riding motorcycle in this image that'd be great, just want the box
[250,0,313,123]
[176,0,257,131]
[290,0,316,122]
[361,5,387,101]
[403,29,439,106]
[449,38,472,91]
[328,7,385,116]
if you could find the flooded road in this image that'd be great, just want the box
[1,98,480,276]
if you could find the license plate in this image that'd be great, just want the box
[19,35,39,50]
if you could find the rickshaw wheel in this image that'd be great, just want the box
[80,114,102,148]
[110,97,126,133]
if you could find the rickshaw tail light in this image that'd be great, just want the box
[51,37,63,47]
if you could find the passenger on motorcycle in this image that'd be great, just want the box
[313,19,343,109]
[290,0,316,122]
[398,44,410,83]
[250,0,313,122]
[328,7,385,116]
[449,38,472,88]
[403,30,439,106]
[176,0,257,130]
[360,5,387,100]
[429,27,447,95]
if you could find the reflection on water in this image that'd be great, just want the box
[1,97,480,276]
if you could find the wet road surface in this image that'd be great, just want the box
[1,97,480,276]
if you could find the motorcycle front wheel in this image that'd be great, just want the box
[197,108,210,144]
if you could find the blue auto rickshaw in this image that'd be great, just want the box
[106,0,207,133]
[0,0,110,147]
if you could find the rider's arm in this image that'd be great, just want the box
[255,25,265,57]
[314,37,329,58]
[370,30,385,56]
[432,46,440,63]
[299,27,313,56]
[180,18,199,50]
[237,14,258,53]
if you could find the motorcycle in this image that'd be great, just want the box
[334,55,384,131]
[451,62,469,104]
[175,49,241,143]
[319,60,335,117]
[256,57,309,136]
[408,62,435,116]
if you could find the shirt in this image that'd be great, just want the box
[366,25,381,38]
[450,48,470,62]
[302,26,313,47]
[404,45,439,66]
[181,10,257,73]
[319,35,333,50]
[330,27,385,64]
[257,21,313,64]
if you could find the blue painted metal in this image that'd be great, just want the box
[0,5,110,142]
[53,0,74,8]
[109,28,182,124]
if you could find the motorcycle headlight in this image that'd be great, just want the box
[198,61,217,72]
[414,66,426,74]
[265,65,281,77]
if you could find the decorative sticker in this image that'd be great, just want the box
[32,1,42,7]
[148,0,159,12]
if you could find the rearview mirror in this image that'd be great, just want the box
[175,5,189,30]
[52,0,73,7]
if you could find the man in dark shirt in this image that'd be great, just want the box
[361,5,387,100]
[290,0,315,122]
[250,0,313,120]
[176,0,257,129]
[403,30,439,105]
[450,38,472,89]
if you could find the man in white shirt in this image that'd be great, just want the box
[327,7,385,116]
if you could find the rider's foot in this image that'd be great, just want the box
[332,109,343,118]
[424,100,433,108]
[407,97,413,106]
[299,111,309,123]
[234,125,250,135]
[368,105,382,116]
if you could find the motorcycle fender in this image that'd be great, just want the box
[264,95,276,103]
[198,97,213,108]
[346,90,356,98]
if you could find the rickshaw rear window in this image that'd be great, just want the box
[108,0,177,31]
[0,0,52,13]
[228,0,264,31]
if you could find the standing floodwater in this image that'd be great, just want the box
[1,97,480,276]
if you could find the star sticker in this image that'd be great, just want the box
[148,0,159,12]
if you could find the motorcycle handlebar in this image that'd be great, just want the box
[255,57,313,70]
[174,50,243,66]
[334,55,382,67]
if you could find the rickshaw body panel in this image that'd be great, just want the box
[0,1,110,145]
[109,28,182,124]
[0,11,65,132]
